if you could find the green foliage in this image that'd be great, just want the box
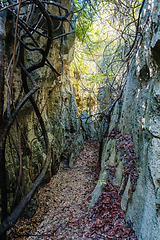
[88,73,106,84]
[74,0,100,42]
[71,0,142,104]
[95,179,107,186]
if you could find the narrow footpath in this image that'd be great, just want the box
[9,140,137,240]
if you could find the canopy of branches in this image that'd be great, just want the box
[71,0,142,103]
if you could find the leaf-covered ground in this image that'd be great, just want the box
[8,140,137,239]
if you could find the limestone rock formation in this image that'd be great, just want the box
[91,0,160,239]
[79,110,99,140]
[69,134,84,167]
[1,0,82,218]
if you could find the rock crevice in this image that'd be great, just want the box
[91,0,160,239]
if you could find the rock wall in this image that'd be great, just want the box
[3,0,83,217]
[91,0,160,239]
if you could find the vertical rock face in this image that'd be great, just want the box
[2,0,82,216]
[117,1,160,238]
[92,0,160,239]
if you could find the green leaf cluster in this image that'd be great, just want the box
[71,0,142,93]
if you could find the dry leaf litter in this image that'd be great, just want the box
[8,140,137,240]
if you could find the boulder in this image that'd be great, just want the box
[69,134,84,167]
[79,110,98,140]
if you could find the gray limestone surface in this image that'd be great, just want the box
[90,0,160,239]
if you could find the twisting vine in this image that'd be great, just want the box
[0,0,74,238]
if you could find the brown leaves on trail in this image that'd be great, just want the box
[109,127,139,194]
[88,181,137,239]
[8,139,138,240]
[81,127,139,239]
[7,196,49,239]
[8,140,101,239]
[106,165,117,178]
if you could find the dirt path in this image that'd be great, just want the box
[9,140,137,240]
[9,140,100,240]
